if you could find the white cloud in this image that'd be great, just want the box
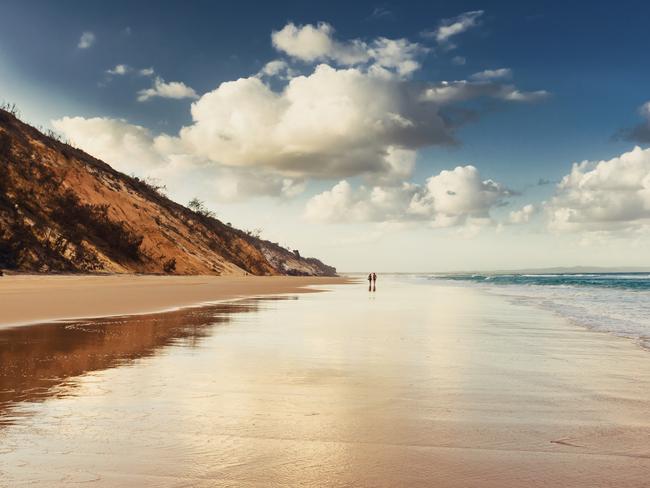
[371,147,417,185]
[272,22,367,64]
[61,28,547,184]
[259,59,288,76]
[77,31,96,49]
[422,10,483,47]
[451,56,466,66]
[508,204,537,224]
[207,169,306,202]
[367,38,423,77]
[167,37,536,181]
[470,68,512,81]
[50,114,510,221]
[423,80,549,104]
[256,60,296,79]
[52,116,164,173]
[105,65,154,82]
[304,180,415,223]
[305,165,510,227]
[499,88,549,102]
[50,116,304,203]
[548,146,650,232]
[137,76,198,102]
[177,64,452,179]
[271,22,424,78]
[272,22,332,61]
[58,21,548,206]
[106,64,131,75]
[410,166,510,225]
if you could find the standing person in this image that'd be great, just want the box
[368,273,373,292]
[372,272,377,292]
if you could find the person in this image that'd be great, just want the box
[368,272,373,292]
[372,272,377,292]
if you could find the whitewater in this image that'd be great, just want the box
[431,273,650,349]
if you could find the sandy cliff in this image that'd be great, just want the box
[0,109,335,276]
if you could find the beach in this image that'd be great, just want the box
[1,275,649,486]
[0,274,348,329]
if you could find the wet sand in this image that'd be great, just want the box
[0,274,348,328]
[1,276,649,486]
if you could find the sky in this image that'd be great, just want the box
[2,0,650,272]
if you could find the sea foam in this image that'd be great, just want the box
[430,273,650,349]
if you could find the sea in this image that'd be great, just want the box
[429,273,650,349]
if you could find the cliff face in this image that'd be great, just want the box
[0,109,336,276]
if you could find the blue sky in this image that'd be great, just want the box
[2,0,650,271]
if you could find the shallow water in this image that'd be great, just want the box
[431,273,650,348]
[1,278,650,487]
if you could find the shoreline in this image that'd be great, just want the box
[3,277,650,486]
[431,277,650,353]
[0,274,353,329]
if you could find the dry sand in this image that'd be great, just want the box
[0,274,349,328]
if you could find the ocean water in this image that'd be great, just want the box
[430,273,650,349]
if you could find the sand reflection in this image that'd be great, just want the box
[0,298,290,422]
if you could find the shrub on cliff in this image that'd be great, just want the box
[51,190,144,261]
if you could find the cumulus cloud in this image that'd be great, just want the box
[256,60,296,79]
[272,22,366,64]
[271,22,424,77]
[508,204,537,224]
[51,115,305,203]
[408,166,511,226]
[137,76,198,102]
[139,67,155,76]
[367,38,423,77]
[547,146,650,232]
[149,152,307,202]
[52,116,165,173]
[470,68,512,81]
[615,101,650,143]
[59,21,548,207]
[177,64,454,180]
[422,10,484,47]
[423,80,549,104]
[208,169,306,202]
[173,54,546,180]
[370,147,417,185]
[305,180,415,223]
[77,31,96,49]
[305,165,510,227]
[107,64,131,76]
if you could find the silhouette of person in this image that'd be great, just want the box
[368,273,373,292]
[372,272,377,292]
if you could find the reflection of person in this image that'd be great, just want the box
[372,272,377,292]
[368,273,373,292]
